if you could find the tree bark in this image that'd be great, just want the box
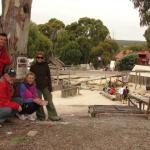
[0,0,32,67]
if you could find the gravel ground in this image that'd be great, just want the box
[0,90,150,150]
[1,114,150,150]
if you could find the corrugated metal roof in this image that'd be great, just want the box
[130,65,150,77]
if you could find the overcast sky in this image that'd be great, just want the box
[1,0,147,41]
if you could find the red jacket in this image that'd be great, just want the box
[0,76,19,110]
[0,47,11,76]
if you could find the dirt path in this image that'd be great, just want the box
[54,90,124,115]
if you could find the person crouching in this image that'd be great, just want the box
[18,72,47,121]
[0,68,22,127]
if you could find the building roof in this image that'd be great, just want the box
[130,65,150,77]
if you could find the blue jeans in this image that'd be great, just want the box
[0,97,23,123]
[0,107,16,123]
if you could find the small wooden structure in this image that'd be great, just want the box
[128,93,150,113]
[61,86,80,98]
[88,93,150,119]
[129,65,150,89]
[88,105,144,118]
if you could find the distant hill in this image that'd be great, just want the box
[116,40,146,48]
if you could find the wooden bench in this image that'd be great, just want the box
[128,93,150,114]
[88,105,145,118]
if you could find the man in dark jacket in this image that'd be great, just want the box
[30,52,60,121]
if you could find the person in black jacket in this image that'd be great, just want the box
[30,51,60,121]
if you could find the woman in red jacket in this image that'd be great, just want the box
[0,33,11,77]
[0,68,22,127]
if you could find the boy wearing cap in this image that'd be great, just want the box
[0,33,11,77]
[0,68,22,127]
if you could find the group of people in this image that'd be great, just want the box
[103,80,129,101]
[103,81,116,95]
[118,85,129,101]
[0,33,61,127]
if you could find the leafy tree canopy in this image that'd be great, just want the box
[131,0,150,25]
[60,41,82,65]
[91,40,119,68]
[66,17,109,46]
[27,22,52,58]
[144,26,150,49]
[76,36,92,64]
[38,18,65,42]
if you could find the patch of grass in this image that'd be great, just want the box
[11,136,28,145]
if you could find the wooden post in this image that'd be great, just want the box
[139,72,141,88]
[56,67,59,85]
[135,72,137,90]
[68,67,71,85]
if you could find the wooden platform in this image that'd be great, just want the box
[128,93,150,112]
[88,105,148,118]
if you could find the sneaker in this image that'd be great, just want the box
[16,113,27,121]
[26,113,36,121]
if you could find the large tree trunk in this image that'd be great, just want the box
[0,0,32,67]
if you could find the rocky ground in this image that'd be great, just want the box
[1,90,150,150]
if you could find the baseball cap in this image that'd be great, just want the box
[5,67,16,77]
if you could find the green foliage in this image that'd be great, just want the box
[27,18,119,67]
[144,26,150,49]
[116,54,138,71]
[60,41,82,65]
[38,18,65,42]
[66,17,109,46]
[91,40,119,68]
[116,40,146,50]
[11,136,28,145]
[122,44,147,51]
[27,22,52,58]
[55,29,71,55]
[77,36,92,64]
[129,45,146,51]
[131,0,150,26]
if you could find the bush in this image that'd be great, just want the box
[116,54,137,71]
